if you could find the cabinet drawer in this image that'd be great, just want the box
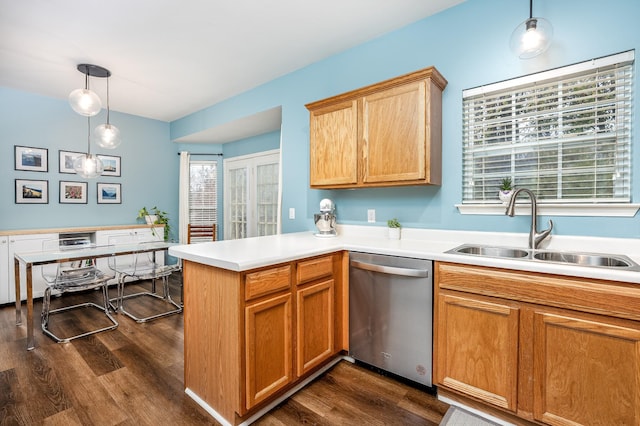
[297,255,333,284]
[245,265,291,301]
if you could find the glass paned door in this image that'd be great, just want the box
[224,150,280,240]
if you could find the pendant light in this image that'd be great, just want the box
[509,0,553,59]
[68,64,107,116]
[73,116,104,179]
[94,75,122,149]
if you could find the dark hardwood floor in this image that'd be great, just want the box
[0,274,449,425]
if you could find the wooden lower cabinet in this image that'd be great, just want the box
[183,252,347,425]
[296,279,334,376]
[434,261,640,426]
[532,309,640,425]
[435,292,519,411]
[245,292,293,408]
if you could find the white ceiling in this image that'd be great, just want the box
[0,0,463,140]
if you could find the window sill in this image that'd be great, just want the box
[455,203,640,217]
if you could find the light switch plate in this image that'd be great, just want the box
[367,209,376,223]
[289,208,295,219]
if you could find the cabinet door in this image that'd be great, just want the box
[0,236,9,304]
[309,100,358,187]
[435,292,519,412]
[9,233,57,302]
[296,279,334,376]
[361,81,426,184]
[245,292,293,409]
[533,310,640,425]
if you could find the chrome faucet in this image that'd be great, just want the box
[505,188,553,250]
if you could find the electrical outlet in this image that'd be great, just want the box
[289,208,295,219]
[367,209,376,223]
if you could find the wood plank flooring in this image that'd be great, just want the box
[0,274,449,425]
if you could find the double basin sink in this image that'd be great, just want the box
[447,244,640,270]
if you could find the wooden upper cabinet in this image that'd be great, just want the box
[306,67,446,189]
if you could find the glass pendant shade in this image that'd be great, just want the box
[510,17,553,59]
[94,123,122,149]
[73,153,104,179]
[69,88,102,116]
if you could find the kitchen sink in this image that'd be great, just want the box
[447,244,640,270]
[532,251,635,268]
[454,245,529,258]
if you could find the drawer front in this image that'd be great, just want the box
[245,265,291,301]
[297,255,334,285]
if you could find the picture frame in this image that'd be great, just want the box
[97,154,121,177]
[15,145,48,172]
[59,180,88,204]
[97,182,121,204]
[59,150,84,174]
[15,179,49,204]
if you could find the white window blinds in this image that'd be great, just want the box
[462,50,634,204]
[189,161,217,225]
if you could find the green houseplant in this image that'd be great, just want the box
[137,206,171,241]
[387,218,401,240]
[498,177,514,204]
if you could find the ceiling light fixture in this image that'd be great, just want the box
[509,0,553,59]
[73,116,104,179]
[68,64,106,116]
[94,75,122,149]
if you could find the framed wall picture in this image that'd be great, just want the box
[59,150,83,174]
[15,145,48,172]
[15,179,49,204]
[97,182,121,204]
[59,180,88,204]
[97,154,121,177]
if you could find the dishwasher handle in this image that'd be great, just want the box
[350,259,429,278]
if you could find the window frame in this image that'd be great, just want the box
[457,50,637,217]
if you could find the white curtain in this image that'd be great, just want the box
[178,151,190,244]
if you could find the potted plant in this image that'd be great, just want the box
[498,177,514,204]
[387,218,401,240]
[137,206,171,241]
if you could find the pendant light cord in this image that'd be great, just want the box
[529,0,533,19]
[106,76,111,125]
[87,116,91,155]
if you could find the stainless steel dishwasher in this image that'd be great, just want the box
[349,251,433,387]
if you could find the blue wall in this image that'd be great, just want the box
[3,0,639,240]
[0,87,179,238]
[172,0,640,239]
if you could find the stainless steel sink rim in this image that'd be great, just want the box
[446,244,640,270]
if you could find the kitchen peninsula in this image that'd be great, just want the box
[170,225,640,426]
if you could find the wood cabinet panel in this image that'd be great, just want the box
[436,291,519,411]
[296,255,334,285]
[533,310,640,425]
[245,292,293,409]
[244,264,291,301]
[309,100,358,186]
[296,279,334,376]
[361,81,426,183]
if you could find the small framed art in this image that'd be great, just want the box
[97,154,121,177]
[59,180,88,204]
[15,145,48,172]
[15,179,49,204]
[97,182,121,204]
[59,150,83,174]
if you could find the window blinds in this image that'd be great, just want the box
[189,161,217,225]
[462,51,634,204]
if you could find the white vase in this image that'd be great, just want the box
[388,227,401,240]
[498,190,513,205]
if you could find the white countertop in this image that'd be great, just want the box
[169,225,640,285]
